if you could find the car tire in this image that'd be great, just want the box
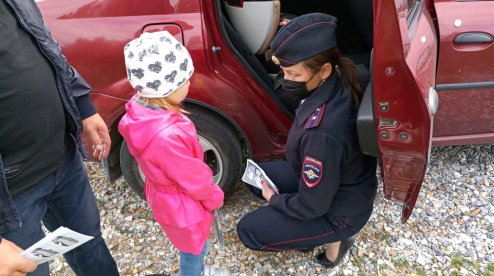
[120,140,145,199]
[120,107,243,200]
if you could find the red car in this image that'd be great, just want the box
[38,0,494,222]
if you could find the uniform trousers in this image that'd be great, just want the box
[237,161,373,252]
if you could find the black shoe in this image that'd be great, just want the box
[315,236,356,268]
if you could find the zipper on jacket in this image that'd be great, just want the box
[5,0,86,158]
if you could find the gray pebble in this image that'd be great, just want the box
[487,224,494,232]
[258,257,269,262]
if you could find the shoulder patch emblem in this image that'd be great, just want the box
[303,156,323,188]
[304,103,326,129]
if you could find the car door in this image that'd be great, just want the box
[433,0,494,145]
[373,0,438,223]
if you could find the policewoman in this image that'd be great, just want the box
[236,13,378,268]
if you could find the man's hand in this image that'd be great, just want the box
[260,181,276,202]
[82,113,111,160]
[0,239,37,276]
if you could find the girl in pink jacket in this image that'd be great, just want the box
[118,31,229,276]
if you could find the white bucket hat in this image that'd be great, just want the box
[124,31,194,98]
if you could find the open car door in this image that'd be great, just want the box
[373,0,439,223]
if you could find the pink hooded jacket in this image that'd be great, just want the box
[118,97,224,255]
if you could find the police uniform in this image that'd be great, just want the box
[237,13,378,253]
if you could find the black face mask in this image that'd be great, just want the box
[282,71,322,100]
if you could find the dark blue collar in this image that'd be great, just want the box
[295,73,342,126]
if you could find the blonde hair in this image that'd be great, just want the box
[137,96,188,114]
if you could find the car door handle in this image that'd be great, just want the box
[453,33,493,44]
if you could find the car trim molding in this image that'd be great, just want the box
[436,81,494,91]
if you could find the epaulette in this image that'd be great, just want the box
[304,103,326,129]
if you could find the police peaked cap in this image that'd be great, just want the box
[270,13,338,67]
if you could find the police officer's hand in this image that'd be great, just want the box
[260,181,277,202]
[0,238,37,276]
[279,18,291,26]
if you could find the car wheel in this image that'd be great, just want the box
[120,108,243,200]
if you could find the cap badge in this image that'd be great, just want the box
[272,55,280,65]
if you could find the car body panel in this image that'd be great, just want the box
[434,0,494,139]
[373,0,437,222]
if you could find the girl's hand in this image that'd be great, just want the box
[260,181,276,202]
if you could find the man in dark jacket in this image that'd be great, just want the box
[0,0,119,275]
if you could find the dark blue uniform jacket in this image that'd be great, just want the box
[269,73,378,220]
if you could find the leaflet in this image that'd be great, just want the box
[241,159,279,193]
[212,209,224,249]
[20,227,94,265]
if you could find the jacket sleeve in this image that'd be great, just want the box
[68,66,97,120]
[269,131,345,220]
[157,134,224,207]
[200,184,224,212]
[41,17,97,120]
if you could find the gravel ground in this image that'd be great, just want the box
[47,145,494,276]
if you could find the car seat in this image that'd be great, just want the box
[224,0,281,55]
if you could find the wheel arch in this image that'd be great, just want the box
[184,99,252,159]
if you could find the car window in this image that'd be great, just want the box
[407,0,421,26]
[408,0,418,10]
[406,0,423,38]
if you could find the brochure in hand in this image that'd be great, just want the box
[20,227,93,265]
[241,159,279,194]
[212,209,224,249]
